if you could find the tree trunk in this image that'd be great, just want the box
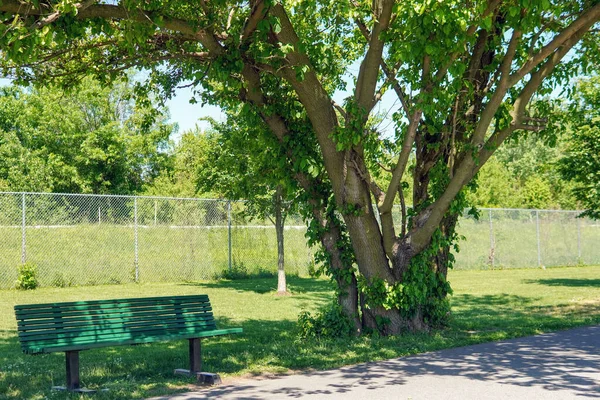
[274,185,287,295]
[313,211,361,333]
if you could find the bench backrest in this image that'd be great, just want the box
[15,295,217,354]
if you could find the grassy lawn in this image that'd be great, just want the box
[1,265,599,399]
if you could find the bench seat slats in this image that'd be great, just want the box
[17,313,216,333]
[19,320,218,337]
[22,327,243,354]
[16,307,212,325]
[15,295,242,355]
[18,320,218,339]
[20,324,231,346]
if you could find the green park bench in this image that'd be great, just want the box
[14,294,242,392]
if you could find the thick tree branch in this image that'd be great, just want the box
[354,0,395,116]
[240,0,269,45]
[407,22,593,256]
[470,28,522,146]
[33,0,96,28]
[269,4,394,283]
[479,24,590,166]
[510,2,600,85]
[355,17,411,118]
[398,185,407,238]
[0,0,223,52]
[380,109,420,213]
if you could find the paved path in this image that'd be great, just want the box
[151,325,600,399]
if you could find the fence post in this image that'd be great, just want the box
[488,209,495,268]
[228,200,232,271]
[154,200,157,226]
[134,197,139,283]
[21,193,26,264]
[577,216,582,260]
[536,210,542,267]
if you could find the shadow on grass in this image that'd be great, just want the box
[181,276,334,296]
[522,278,600,288]
[2,292,600,399]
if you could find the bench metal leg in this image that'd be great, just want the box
[174,338,220,385]
[189,338,202,373]
[66,351,80,390]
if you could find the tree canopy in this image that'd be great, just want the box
[0,0,598,334]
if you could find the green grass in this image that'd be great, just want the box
[1,266,600,399]
[0,225,314,288]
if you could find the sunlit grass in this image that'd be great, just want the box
[0,266,599,399]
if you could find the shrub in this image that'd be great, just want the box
[15,263,39,290]
[214,261,278,280]
[297,302,355,339]
[220,261,249,280]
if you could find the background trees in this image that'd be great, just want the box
[0,78,174,194]
[559,76,600,219]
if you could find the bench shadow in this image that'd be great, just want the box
[522,278,600,288]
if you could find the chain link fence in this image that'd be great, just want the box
[0,192,599,288]
[455,208,600,269]
[0,192,313,289]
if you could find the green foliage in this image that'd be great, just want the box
[0,78,174,194]
[469,130,579,210]
[145,128,218,198]
[50,273,76,288]
[15,263,38,290]
[297,302,355,339]
[214,260,278,280]
[559,76,600,219]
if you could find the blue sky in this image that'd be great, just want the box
[165,77,401,140]
[164,86,224,138]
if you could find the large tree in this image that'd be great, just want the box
[0,0,598,334]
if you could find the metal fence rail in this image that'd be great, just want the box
[0,192,598,289]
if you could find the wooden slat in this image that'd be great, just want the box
[18,313,216,334]
[15,295,242,355]
[15,300,211,316]
[16,305,213,324]
[19,320,218,340]
[21,327,244,354]
[20,323,220,345]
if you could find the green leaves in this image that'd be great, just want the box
[559,77,600,219]
[0,78,173,194]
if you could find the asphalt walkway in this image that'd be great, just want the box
[151,324,600,399]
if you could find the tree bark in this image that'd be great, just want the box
[274,185,287,295]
